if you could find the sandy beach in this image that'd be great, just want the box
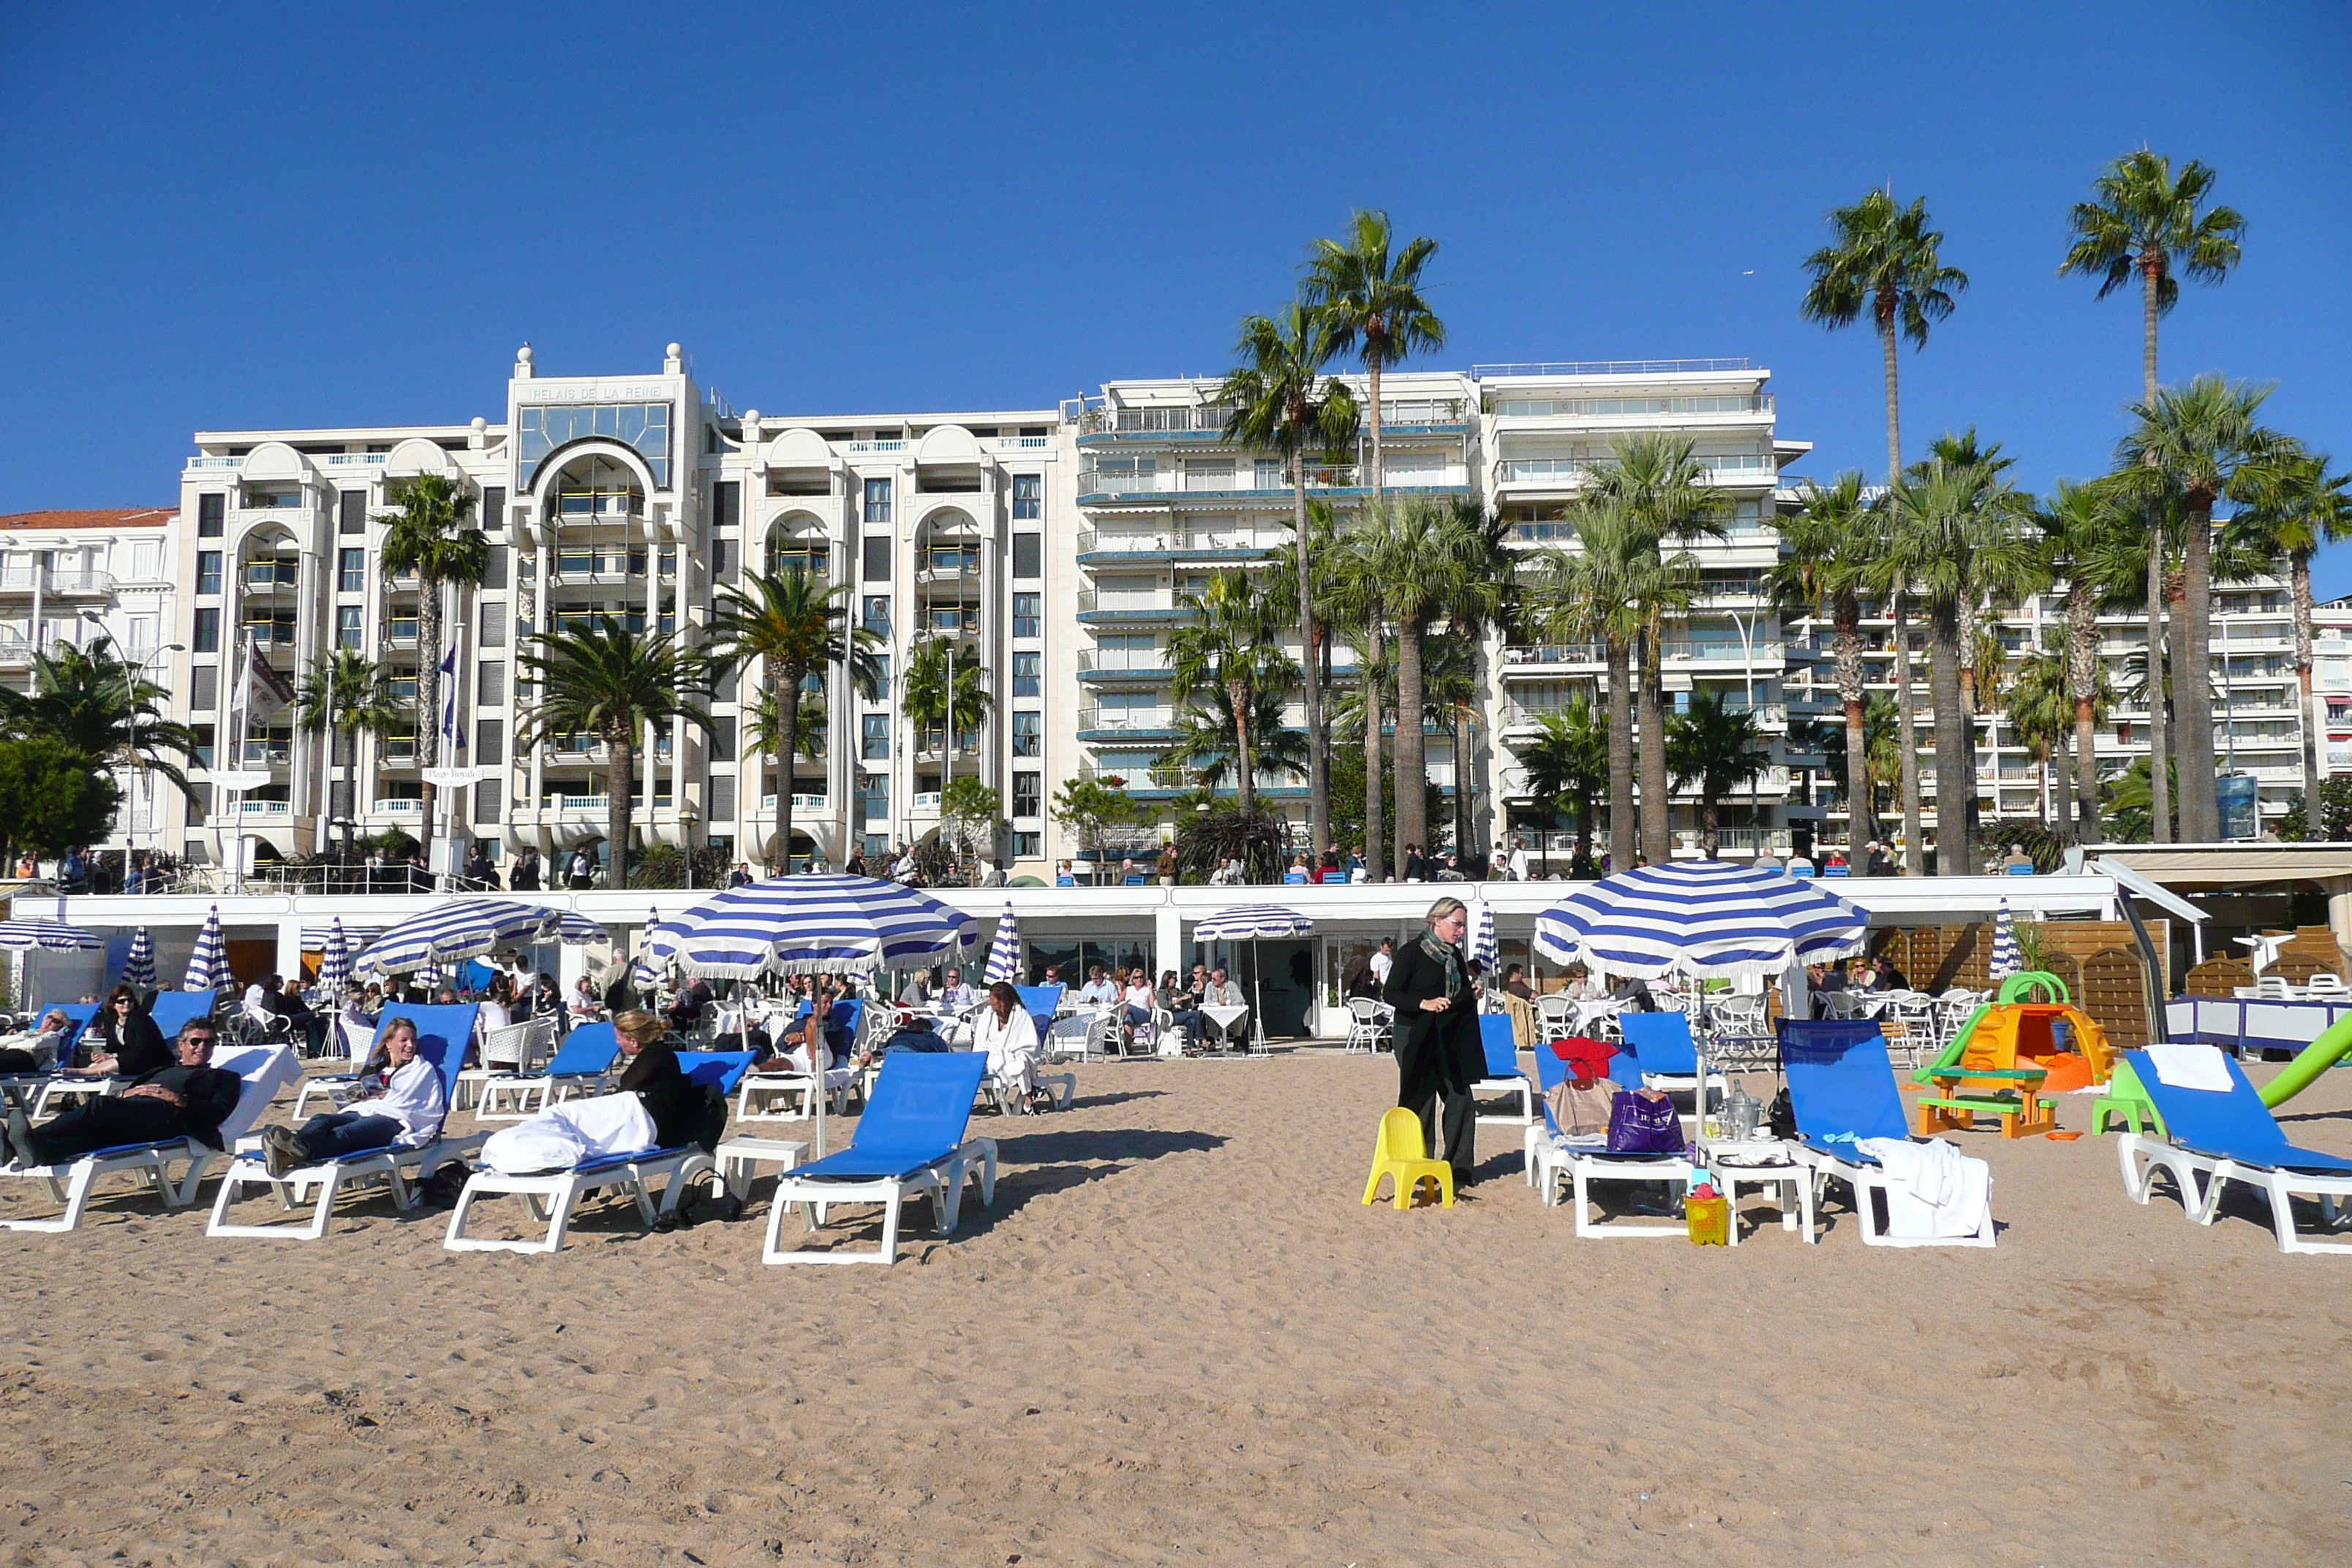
[4,1052,2349,1567]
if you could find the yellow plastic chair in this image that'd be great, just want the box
[1362,1108,1455,1210]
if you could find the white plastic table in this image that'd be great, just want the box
[713,1136,810,1202]
[1200,1003,1250,1047]
[1703,1138,1816,1245]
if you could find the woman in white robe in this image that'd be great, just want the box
[973,981,1041,1109]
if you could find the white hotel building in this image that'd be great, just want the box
[91,341,2304,888]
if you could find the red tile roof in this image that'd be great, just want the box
[0,507,176,531]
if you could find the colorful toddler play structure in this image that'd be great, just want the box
[1914,972,2114,1138]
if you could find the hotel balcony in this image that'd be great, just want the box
[1075,525,1286,565]
[759,792,833,813]
[0,567,116,598]
[1077,461,1472,508]
[1488,391,1774,427]
[367,797,425,822]
[1077,704,1183,742]
[1492,453,1776,492]
[1076,588,1196,627]
[1076,649,1173,685]
[1074,396,1468,443]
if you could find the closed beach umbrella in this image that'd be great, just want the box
[183,906,229,992]
[122,927,157,990]
[1989,898,2021,981]
[415,957,443,991]
[317,919,350,994]
[983,905,1022,985]
[632,906,671,993]
[0,918,106,953]
[1534,859,1867,981]
[353,899,562,979]
[1193,903,1314,1052]
[1470,901,1499,974]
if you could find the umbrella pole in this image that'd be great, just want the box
[1252,939,1265,1054]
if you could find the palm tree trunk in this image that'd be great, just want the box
[2054,729,2075,839]
[1637,630,1671,862]
[1394,622,1425,877]
[1929,604,1969,875]
[2145,532,2171,843]
[1835,614,1871,848]
[2070,592,2103,841]
[1959,597,1981,859]
[2296,551,2323,839]
[777,676,799,874]
[1229,676,1256,817]
[1877,306,1903,485]
[1453,701,1473,862]
[606,736,633,890]
[1365,357,1384,504]
[415,577,441,882]
[1891,584,1923,875]
[1362,611,1385,879]
[1605,641,1635,871]
[1293,471,1327,860]
[2176,498,2219,841]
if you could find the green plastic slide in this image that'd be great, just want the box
[2257,1009,2352,1109]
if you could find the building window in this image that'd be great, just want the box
[708,715,735,764]
[863,478,892,526]
[338,548,364,592]
[713,480,739,532]
[336,606,362,649]
[1012,711,1041,758]
[1012,533,1041,579]
[474,719,504,766]
[862,713,890,760]
[192,723,215,769]
[863,652,889,701]
[859,773,889,815]
[196,551,222,596]
[1013,592,1040,640]
[863,595,890,635]
[197,494,225,537]
[339,491,367,535]
[479,601,507,648]
[192,607,220,654]
[478,662,505,706]
[1012,771,1041,818]
[1013,830,1040,858]
[480,486,505,534]
[483,544,509,591]
[1012,473,1042,521]
[1012,651,1040,697]
[862,534,891,581]
[473,779,503,820]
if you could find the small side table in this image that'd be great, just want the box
[713,1136,810,1203]
[1703,1139,1817,1245]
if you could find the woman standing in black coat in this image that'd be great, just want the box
[1382,897,1485,1189]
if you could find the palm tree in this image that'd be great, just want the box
[1800,188,1969,484]
[1325,511,1395,877]
[2234,446,2352,836]
[376,472,488,877]
[1157,677,1306,796]
[1218,305,1359,859]
[902,635,990,767]
[1435,503,1516,864]
[1511,699,1610,871]
[2062,150,2247,845]
[1300,208,1445,501]
[1666,690,1770,844]
[2003,640,2076,836]
[2117,375,2285,841]
[1373,497,1475,873]
[1882,454,2031,875]
[1584,435,1729,862]
[1768,472,1877,850]
[1822,693,1901,829]
[2034,477,2146,840]
[0,635,197,793]
[515,616,713,890]
[1166,569,1288,818]
[293,647,400,857]
[710,568,882,872]
[1529,502,1644,866]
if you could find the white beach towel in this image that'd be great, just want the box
[2145,1042,2234,1094]
[480,1093,659,1175]
[1857,1136,1991,1240]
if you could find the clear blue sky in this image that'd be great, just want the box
[4,2,2346,581]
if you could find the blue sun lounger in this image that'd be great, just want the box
[1471,1013,1536,1130]
[1781,1019,1994,1248]
[2117,1045,2352,1255]
[443,1049,758,1255]
[207,1006,483,1241]
[764,1051,996,1265]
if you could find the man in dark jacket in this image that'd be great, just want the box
[1383,897,1485,1189]
[508,846,543,892]
[3,1020,242,1166]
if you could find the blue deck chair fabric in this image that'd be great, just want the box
[37,1003,100,1056]
[1479,1013,1520,1077]
[1619,1011,1700,1077]
[537,1022,619,1080]
[787,1052,987,1183]
[1778,1019,1909,1158]
[2122,1049,2352,1174]
[1016,984,1063,1039]
[148,992,214,1043]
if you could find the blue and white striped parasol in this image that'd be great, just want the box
[414,957,443,991]
[1192,904,1315,941]
[632,905,670,992]
[183,906,229,991]
[1470,901,1499,973]
[122,926,157,989]
[0,918,105,952]
[1534,859,1868,980]
[1989,898,2021,980]
[642,875,979,981]
[982,905,1022,984]
[317,918,351,993]
[352,900,562,979]
[551,911,609,943]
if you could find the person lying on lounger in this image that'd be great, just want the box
[475,1010,706,1175]
[1,1019,238,1168]
[755,980,851,1076]
[256,1017,446,1177]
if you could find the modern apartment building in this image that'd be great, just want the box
[95,339,2313,889]
[1,506,180,862]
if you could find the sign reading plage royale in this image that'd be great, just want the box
[515,380,675,404]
